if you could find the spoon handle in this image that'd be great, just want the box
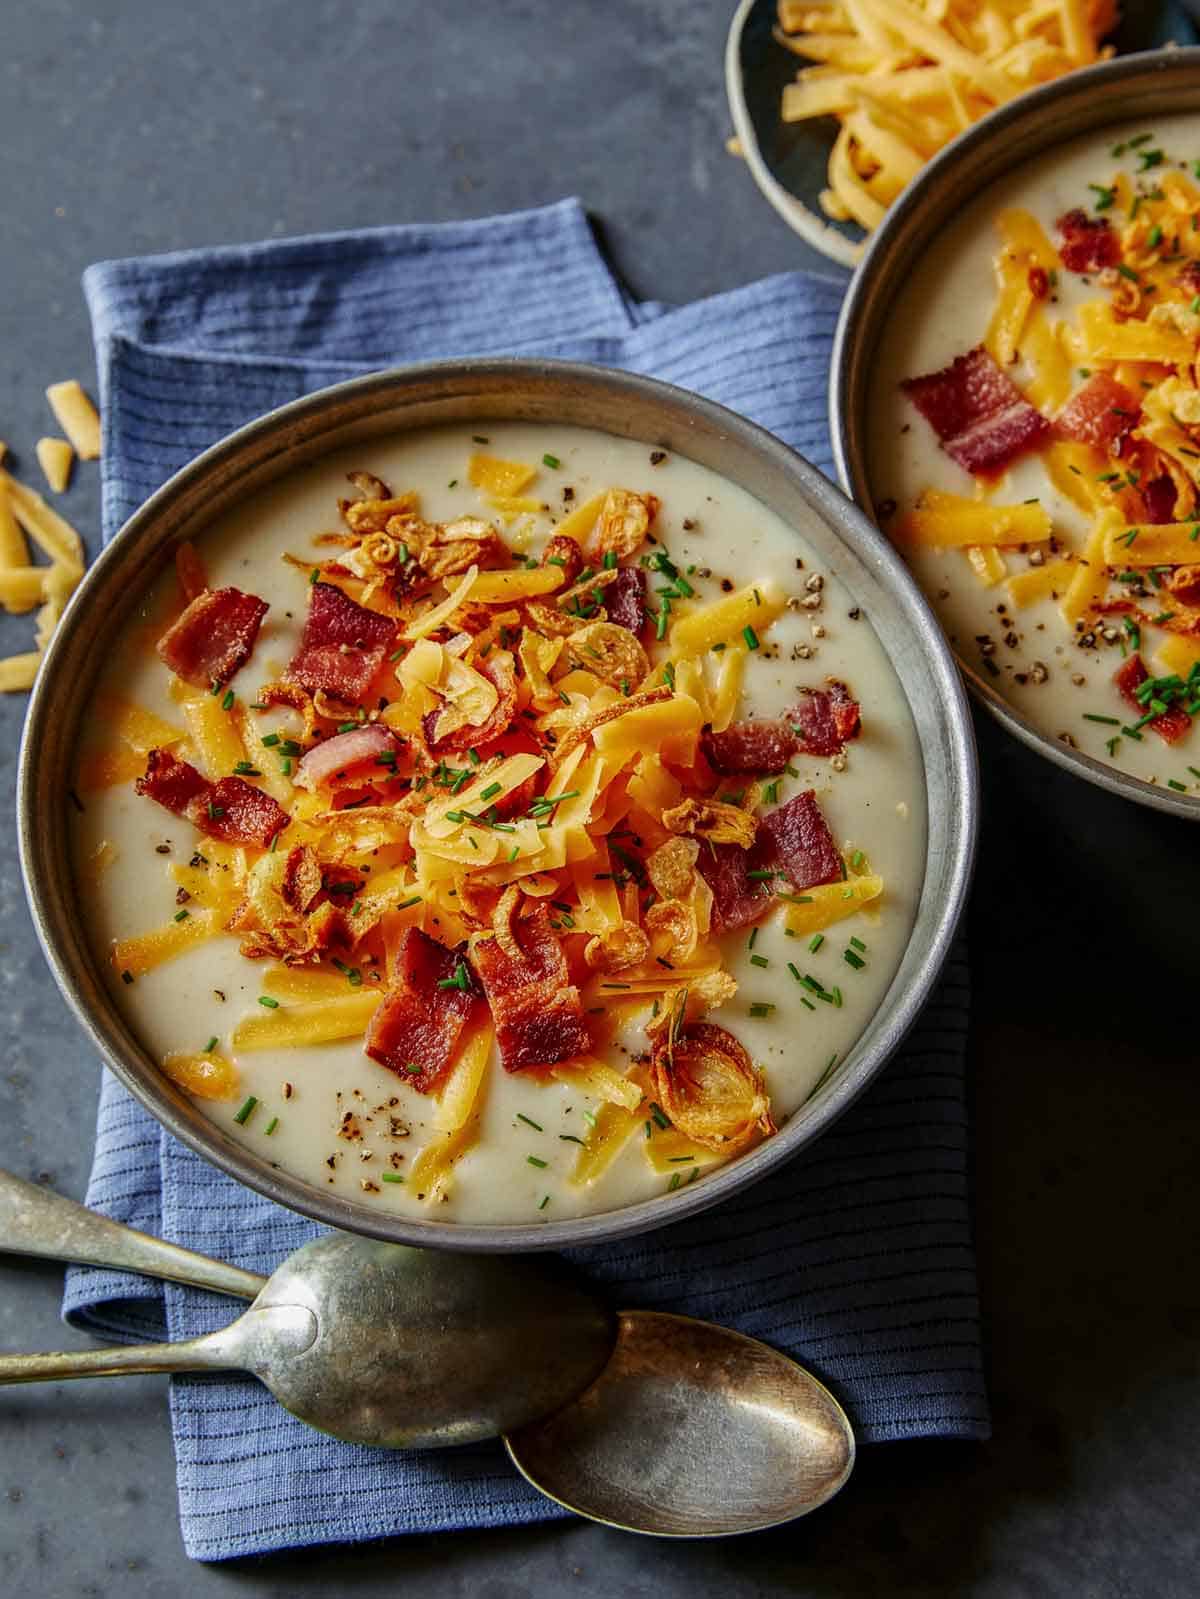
[0,1168,266,1300]
[0,1338,237,1384]
[0,1304,316,1387]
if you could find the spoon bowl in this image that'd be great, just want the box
[504,1310,855,1536]
[251,1234,617,1448]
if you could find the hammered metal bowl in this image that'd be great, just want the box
[19,360,977,1250]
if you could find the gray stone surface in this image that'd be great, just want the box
[1,1,1197,1594]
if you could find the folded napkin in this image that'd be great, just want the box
[63,198,985,1561]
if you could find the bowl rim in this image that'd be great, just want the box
[830,45,1200,820]
[19,356,978,1251]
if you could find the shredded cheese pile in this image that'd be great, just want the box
[772,0,1117,265]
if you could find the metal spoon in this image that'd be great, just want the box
[0,1170,856,1531]
[505,1310,854,1536]
[0,1169,615,1447]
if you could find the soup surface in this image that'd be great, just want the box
[74,421,925,1223]
[870,114,1200,790]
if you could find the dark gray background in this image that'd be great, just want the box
[2,3,1198,1595]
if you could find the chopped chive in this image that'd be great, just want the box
[233,1095,258,1126]
[776,892,813,905]
[748,1002,774,1018]
[526,1155,548,1169]
[396,894,422,910]
[516,1112,543,1131]
[258,995,280,1009]
[650,1103,670,1130]
[742,625,759,650]
[843,949,866,970]
[849,936,866,952]
[668,1172,682,1192]
[264,1117,279,1136]
[173,908,189,922]
[1168,778,1188,792]
[669,1156,696,1164]
[749,954,769,969]
[1083,713,1121,725]
[808,934,824,953]
[559,1134,585,1145]
[381,1172,406,1184]
[538,1194,551,1209]
[204,1036,218,1053]
[542,453,561,469]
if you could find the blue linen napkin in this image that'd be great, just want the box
[62,198,985,1561]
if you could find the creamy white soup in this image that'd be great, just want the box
[73,421,924,1224]
[870,114,1200,790]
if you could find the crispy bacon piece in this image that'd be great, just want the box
[423,651,519,757]
[702,719,798,775]
[699,789,842,932]
[1142,474,1177,525]
[606,565,647,635]
[295,724,400,790]
[901,346,1050,476]
[156,586,269,689]
[1114,654,1192,744]
[1056,373,1141,451]
[364,928,479,1092]
[471,905,592,1071]
[698,841,774,932]
[136,749,289,847]
[1056,208,1120,273]
[761,789,843,889]
[790,682,861,757]
[703,685,859,772]
[135,746,209,813]
[285,581,397,703]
